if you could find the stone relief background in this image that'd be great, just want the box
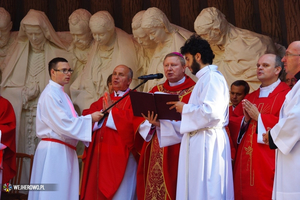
[1,0,299,47]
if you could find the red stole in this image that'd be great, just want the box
[0,96,16,183]
[136,76,195,200]
[232,82,290,200]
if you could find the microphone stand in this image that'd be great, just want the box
[98,79,148,124]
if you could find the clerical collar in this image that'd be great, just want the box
[169,76,186,87]
[294,71,300,81]
[232,105,236,111]
[259,79,280,98]
[114,88,130,97]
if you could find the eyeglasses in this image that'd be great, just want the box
[284,52,300,57]
[54,68,74,74]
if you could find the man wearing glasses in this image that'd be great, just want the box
[263,41,300,199]
[28,57,102,200]
[0,11,73,184]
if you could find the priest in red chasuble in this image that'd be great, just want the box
[231,54,290,200]
[136,52,195,200]
[80,65,144,200]
[227,80,250,160]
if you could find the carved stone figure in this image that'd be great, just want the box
[70,11,139,113]
[0,7,17,79]
[141,7,195,92]
[68,9,93,86]
[194,7,277,91]
[131,10,157,91]
[0,9,72,160]
[132,10,156,65]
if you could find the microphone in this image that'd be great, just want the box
[138,73,164,80]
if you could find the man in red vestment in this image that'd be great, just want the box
[231,54,290,200]
[136,52,195,200]
[227,80,250,160]
[80,65,143,200]
[0,95,16,195]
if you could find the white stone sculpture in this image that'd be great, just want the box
[0,7,17,80]
[70,11,139,113]
[194,7,277,91]
[132,10,156,62]
[141,7,195,92]
[131,10,157,91]
[68,9,93,86]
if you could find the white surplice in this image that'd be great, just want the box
[176,65,234,200]
[28,80,92,200]
[270,79,300,199]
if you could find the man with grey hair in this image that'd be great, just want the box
[140,7,194,92]
[136,52,195,200]
[68,8,93,85]
[80,64,141,200]
[231,53,290,199]
[70,11,139,114]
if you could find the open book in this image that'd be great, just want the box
[129,91,181,120]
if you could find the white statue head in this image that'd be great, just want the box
[89,11,115,46]
[141,7,174,44]
[69,9,93,50]
[18,9,66,51]
[0,7,12,48]
[194,7,229,45]
[132,10,155,48]
[23,24,46,51]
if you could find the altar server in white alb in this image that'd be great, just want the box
[168,34,234,200]
[28,57,102,200]
[263,41,300,199]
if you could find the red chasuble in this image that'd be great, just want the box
[80,91,143,200]
[232,82,290,200]
[0,96,16,183]
[136,75,195,200]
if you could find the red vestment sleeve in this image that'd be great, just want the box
[0,96,16,183]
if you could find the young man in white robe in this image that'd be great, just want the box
[28,57,102,200]
[168,34,234,200]
[263,41,300,199]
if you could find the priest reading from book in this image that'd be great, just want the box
[136,52,195,200]
[80,65,144,200]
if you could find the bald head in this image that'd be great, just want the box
[282,41,300,76]
[112,65,133,92]
[256,54,283,87]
